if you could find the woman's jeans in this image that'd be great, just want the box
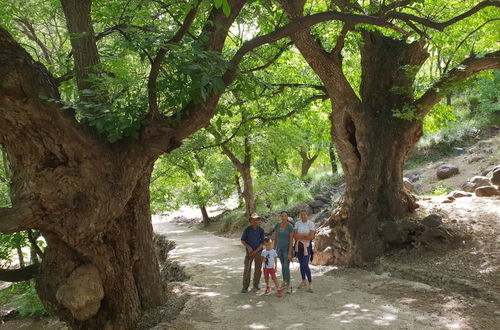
[297,242,312,283]
[276,248,290,282]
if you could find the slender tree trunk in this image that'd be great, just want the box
[240,165,256,218]
[200,205,210,225]
[299,151,318,177]
[16,240,25,268]
[329,142,338,174]
[446,94,452,106]
[235,175,244,208]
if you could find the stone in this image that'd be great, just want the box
[421,214,443,227]
[482,165,499,176]
[314,194,330,203]
[491,167,500,186]
[447,191,472,199]
[453,147,466,155]
[404,170,422,182]
[475,186,498,197]
[436,164,459,180]
[468,156,483,163]
[309,200,327,211]
[461,176,491,192]
[403,177,414,192]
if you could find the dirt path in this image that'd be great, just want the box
[153,221,467,330]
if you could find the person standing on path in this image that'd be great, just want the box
[294,209,315,293]
[261,238,283,297]
[274,211,294,293]
[241,213,265,293]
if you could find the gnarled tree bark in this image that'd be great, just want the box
[277,0,500,266]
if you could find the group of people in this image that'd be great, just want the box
[240,209,315,297]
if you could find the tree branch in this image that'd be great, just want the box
[0,205,35,234]
[0,264,39,282]
[416,51,500,116]
[442,18,499,73]
[148,2,200,117]
[225,10,410,83]
[240,41,293,73]
[27,230,44,259]
[386,1,500,31]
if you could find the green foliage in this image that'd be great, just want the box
[424,103,456,132]
[0,281,47,318]
[431,184,455,196]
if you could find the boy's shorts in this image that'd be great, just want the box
[263,268,277,281]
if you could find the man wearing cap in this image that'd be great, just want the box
[240,213,265,293]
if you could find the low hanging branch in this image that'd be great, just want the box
[385,0,500,32]
[0,264,39,282]
[416,50,500,116]
[0,205,36,235]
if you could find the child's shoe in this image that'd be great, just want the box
[265,286,271,295]
[277,289,283,297]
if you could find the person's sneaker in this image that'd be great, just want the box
[253,285,260,291]
[265,287,271,295]
[277,289,283,297]
[297,281,307,289]
[241,286,248,293]
[307,283,313,293]
[286,285,292,294]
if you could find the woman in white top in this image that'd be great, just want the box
[293,209,315,292]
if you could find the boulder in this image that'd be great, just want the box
[461,176,491,192]
[421,214,443,227]
[467,156,483,163]
[453,147,466,155]
[309,200,327,213]
[436,164,459,180]
[475,186,498,197]
[404,170,422,182]
[482,165,499,176]
[447,191,472,199]
[491,167,500,186]
[314,194,330,204]
[403,177,414,192]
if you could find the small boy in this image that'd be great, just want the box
[261,237,283,297]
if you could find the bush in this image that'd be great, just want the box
[153,234,190,283]
[0,281,47,319]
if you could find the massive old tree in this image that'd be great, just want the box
[0,0,415,327]
[276,0,500,265]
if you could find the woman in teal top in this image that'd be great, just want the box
[274,211,294,293]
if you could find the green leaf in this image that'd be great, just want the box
[222,0,230,17]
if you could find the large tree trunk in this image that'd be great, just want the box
[36,167,164,329]
[313,31,428,266]
[0,29,164,329]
